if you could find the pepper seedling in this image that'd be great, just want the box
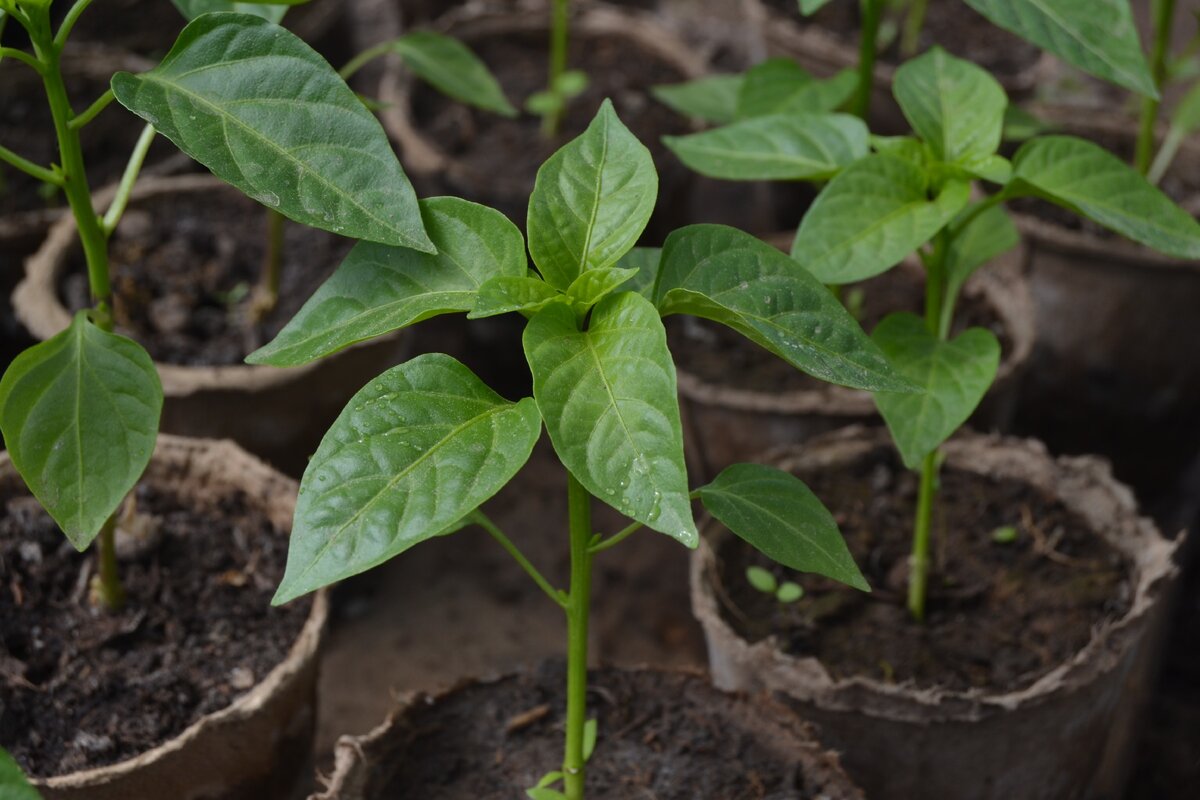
[525,0,588,136]
[235,74,922,791]
[0,4,433,609]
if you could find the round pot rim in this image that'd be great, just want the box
[314,663,863,800]
[0,433,327,789]
[14,173,342,397]
[676,253,1035,414]
[378,3,708,177]
[691,425,1182,723]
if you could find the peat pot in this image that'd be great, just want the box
[1,435,328,800]
[13,174,410,476]
[312,664,864,799]
[691,426,1181,800]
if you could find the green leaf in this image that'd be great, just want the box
[1011,135,1200,259]
[248,197,524,367]
[1002,105,1050,142]
[527,100,657,291]
[962,0,1156,97]
[655,225,915,392]
[524,293,696,546]
[566,267,638,307]
[555,70,589,98]
[776,581,804,602]
[615,247,663,300]
[945,203,1019,291]
[700,463,868,591]
[992,525,1018,544]
[736,59,857,118]
[893,47,1007,164]
[745,565,778,594]
[525,90,561,116]
[468,276,563,320]
[526,791,567,800]
[0,313,162,550]
[663,113,869,181]
[951,154,1012,184]
[534,772,564,789]
[872,135,929,166]
[651,75,744,125]
[798,0,835,14]
[387,31,516,117]
[170,0,287,23]
[582,719,598,762]
[1170,80,1200,135]
[112,13,433,252]
[0,746,43,800]
[871,313,1000,469]
[791,154,970,284]
[273,354,541,604]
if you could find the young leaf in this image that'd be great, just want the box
[652,75,744,125]
[387,31,516,117]
[791,154,970,284]
[469,276,564,320]
[736,59,857,118]
[798,0,835,13]
[745,565,778,594]
[776,581,804,602]
[663,113,869,181]
[248,198,524,367]
[0,313,162,549]
[524,293,697,547]
[962,0,1156,97]
[0,745,43,800]
[273,354,542,604]
[655,225,915,392]
[892,47,1007,165]
[944,204,1019,292]
[565,267,638,307]
[1011,136,1200,259]
[699,463,868,591]
[615,247,663,300]
[527,100,658,291]
[582,719,598,762]
[871,313,1000,469]
[111,13,434,252]
[170,0,288,23]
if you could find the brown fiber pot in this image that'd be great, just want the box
[12,174,410,476]
[690,426,1182,800]
[311,665,864,799]
[677,251,1035,482]
[2,435,329,800]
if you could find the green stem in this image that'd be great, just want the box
[338,40,393,81]
[1135,0,1175,174]
[69,87,114,130]
[907,450,936,622]
[0,46,45,73]
[562,472,593,800]
[95,514,126,611]
[543,0,570,137]
[923,231,946,337]
[102,122,155,234]
[0,142,62,186]
[474,511,567,608]
[850,0,883,121]
[256,208,285,314]
[55,0,94,48]
[1148,125,1185,184]
[589,519,642,555]
[900,0,929,58]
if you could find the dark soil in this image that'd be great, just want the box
[366,662,846,799]
[765,0,1042,81]
[0,475,311,778]
[715,444,1132,693]
[669,263,1011,393]
[407,24,694,242]
[58,186,353,366]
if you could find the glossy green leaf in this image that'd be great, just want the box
[524,293,696,546]
[700,463,867,590]
[663,113,869,181]
[388,31,516,117]
[527,100,658,291]
[1011,135,1200,259]
[112,13,433,252]
[468,276,563,320]
[736,59,857,118]
[566,267,638,307]
[962,0,1155,97]
[872,135,929,165]
[249,197,524,367]
[893,47,1007,164]
[0,746,42,800]
[615,247,662,300]
[0,313,162,549]
[945,203,1019,290]
[951,154,1012,184]
[871,313,1000,468]
[273,354,541,603]
[791,154,970,283]
[651,75,743,125]
[170,0,287,23]
[655,225,914,392]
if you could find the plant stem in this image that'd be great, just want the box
[850,0,883,121]
[906,449,936,622]
[55,0,94,48]
[474,511,566,608]
[544,0,570,137]
[1135,0,1175,174]
[102,122,155,234]
[0,142,61,186]
[589,519,642,554]
[900,0,929,58]
[253,208,285,318]
[338,40,394,81]
[69,87,114,130]
[0,46,45,73]
[95,514,125,611]
[562,472,593,800]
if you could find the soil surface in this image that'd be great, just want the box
[669,264,1010,394]
[714,444,1132,693]
[58,186,353,366]
[364,662,846,799]
[407,23,694,241]
[765,0,1042,81]
[0,474,311,777]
